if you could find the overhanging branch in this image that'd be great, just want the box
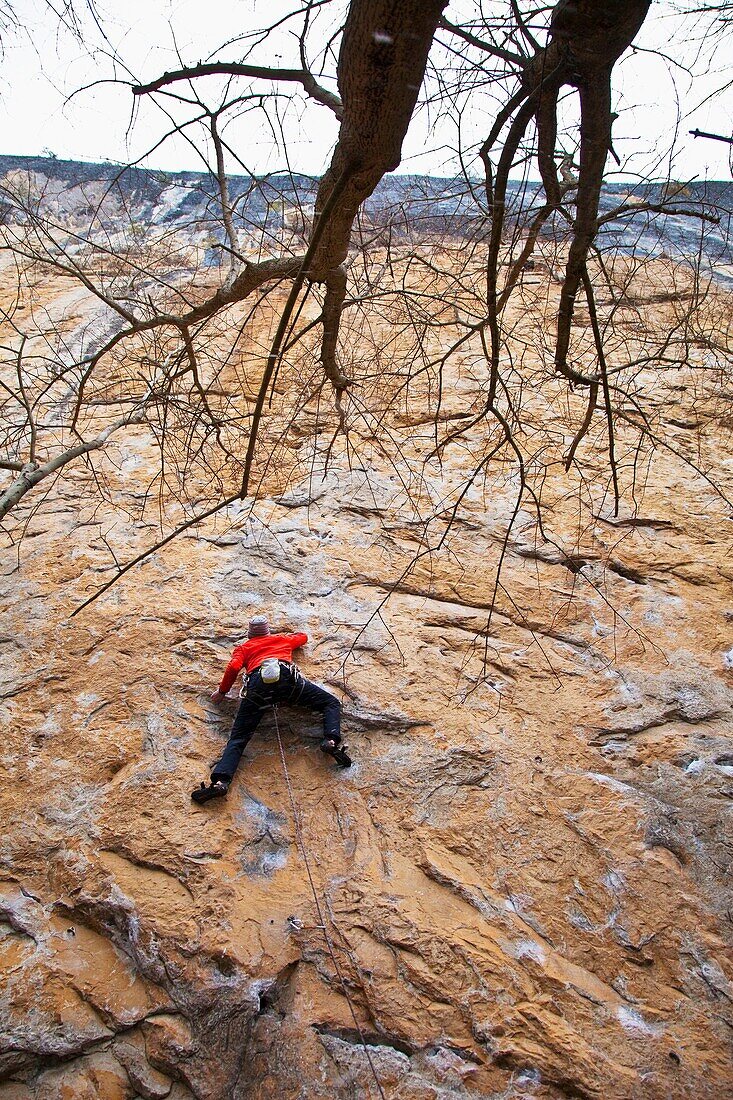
[132,62,344,119]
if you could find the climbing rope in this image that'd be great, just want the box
[272,706,387,1100]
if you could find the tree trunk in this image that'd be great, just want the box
[309,0,448,281]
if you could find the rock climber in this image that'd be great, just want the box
[191,615,349,804]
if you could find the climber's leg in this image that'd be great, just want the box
[210,692,266,783]
[285,672,342,744]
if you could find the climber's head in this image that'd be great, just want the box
[248,615,270,639]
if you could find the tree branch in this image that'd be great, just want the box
[0,415,144,522]
[240,163,355,498]
[132,62,344,119]
[70,492,243,617]
[437,15,525,66]
[689,127,733,145]
[209,111,239,264]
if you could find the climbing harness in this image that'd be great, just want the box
[271,705,386,1100]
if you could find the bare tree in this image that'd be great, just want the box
[1,0,730,621]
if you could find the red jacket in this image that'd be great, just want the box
[218,632,308,694]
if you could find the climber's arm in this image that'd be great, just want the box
[212,644,248,702]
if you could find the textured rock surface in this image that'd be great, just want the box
[2,262,733,1099]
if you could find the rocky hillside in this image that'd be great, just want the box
[1,164,733,1099]
[1,155,731,281]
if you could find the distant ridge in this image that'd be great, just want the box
[0,154,730,281]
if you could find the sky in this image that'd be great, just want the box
[2,0,732,181]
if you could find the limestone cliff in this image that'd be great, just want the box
[1,254,733,1100]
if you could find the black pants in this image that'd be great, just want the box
[212,662,342,782]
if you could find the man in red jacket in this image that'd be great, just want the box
[192,615,347,804]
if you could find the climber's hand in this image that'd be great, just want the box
[210,690,225,704]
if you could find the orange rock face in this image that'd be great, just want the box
[1,257,733,1100]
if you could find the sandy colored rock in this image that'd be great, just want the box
[1,255,733,1100]
[114,1031,173,1099]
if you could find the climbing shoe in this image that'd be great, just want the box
[319,739,352,768]
[191,780,229,804]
